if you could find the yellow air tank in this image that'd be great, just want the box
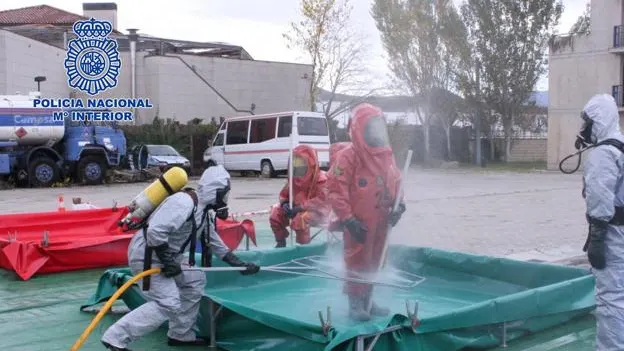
[119,166,189,231]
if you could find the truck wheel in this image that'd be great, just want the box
[78,155,107,185]
[260,160,275,178]
[28,157,60,187]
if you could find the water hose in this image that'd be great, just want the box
[558,149,585,174]
[70,268,161,351]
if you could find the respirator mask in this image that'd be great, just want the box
[213,181,231,220]
[575,111,594,150]
[559,111,596,174]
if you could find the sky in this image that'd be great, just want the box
[1,0,588,93]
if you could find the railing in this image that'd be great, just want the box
[613,85,623,107]
[615,25,624,48]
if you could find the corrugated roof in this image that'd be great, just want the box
[0,4,86,26]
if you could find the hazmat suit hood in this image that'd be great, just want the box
[348,103,397,184]
[349,103,392,156]
[292,145,320,189]
[197,164,231,210]
[582,94,622,144]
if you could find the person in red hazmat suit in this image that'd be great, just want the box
[325,142,352,232]
[327,103,407,321]
[270,144,331,247]
[330,142,351,166]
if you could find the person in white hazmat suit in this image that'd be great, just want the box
[576,94,624,351]
[101,165,260,350]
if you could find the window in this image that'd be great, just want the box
[250,117,277,143]
[226,120,249,145]
[298,117,328,136]
[147,145,180,156]
[220,122,226,130]
[277,116,292,138]
[213,133,224,146]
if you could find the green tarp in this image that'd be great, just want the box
[81,242,596,351]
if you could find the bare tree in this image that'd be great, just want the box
[284,0,380,123]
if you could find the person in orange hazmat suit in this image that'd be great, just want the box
[326,103,406,321]
[270,144,331,247]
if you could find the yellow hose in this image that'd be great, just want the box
[70,268,162,351]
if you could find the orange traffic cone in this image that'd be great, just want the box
[58,195,65,212]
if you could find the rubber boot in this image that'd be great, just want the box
[363,290,390,317]
[370,300,390,317]
[167,337,209,347]
[275,239,286,248]
[102,341,132,351]
[348,295,371,321]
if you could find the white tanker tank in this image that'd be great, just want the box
[0,92,65,146]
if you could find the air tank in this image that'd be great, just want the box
[0,93,65,146]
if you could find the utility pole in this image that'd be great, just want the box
[475,59,482,166]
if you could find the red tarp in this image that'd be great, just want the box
[0,207,257,280]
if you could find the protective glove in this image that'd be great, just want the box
[389,202,406,227]
[223,252,260,275]
[153,243,182,278]
[281,202,293,217]
[281,202,304,219]
[290,205,304,217]
[344,217,368,244]
[584,217,607,270]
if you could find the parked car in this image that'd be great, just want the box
[145,144,191,175]
[203,111,330,177]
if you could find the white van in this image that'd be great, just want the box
[203,111,331,177]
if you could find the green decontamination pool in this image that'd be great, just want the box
[68,240,597,351]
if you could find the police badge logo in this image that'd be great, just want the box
[64,18,121,96]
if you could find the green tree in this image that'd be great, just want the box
[371,0,469,163]
[460,0,563,162]
[569,2,590,35]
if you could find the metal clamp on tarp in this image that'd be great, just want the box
[318,306,332,336]
[208,298,224,350]
[406,300,420,329]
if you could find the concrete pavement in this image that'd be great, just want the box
[0,167,590,264]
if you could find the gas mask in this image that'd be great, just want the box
[364,116,390,148]
[575,111,594,150]
[292,156,308,178]
[213,181,231,220]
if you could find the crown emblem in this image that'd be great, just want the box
[64,17,120,95]
[72,18,113,38]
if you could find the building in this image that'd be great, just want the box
[0,3,313,124]
[547,0,622,170]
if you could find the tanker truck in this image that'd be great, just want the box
[0,91,127,187]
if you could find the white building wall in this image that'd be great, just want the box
[0,30,70,98]
[0,30,312,126]
[143,54,312,124]
[547,0,624,170]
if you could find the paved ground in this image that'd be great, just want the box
[0,167,589,260]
